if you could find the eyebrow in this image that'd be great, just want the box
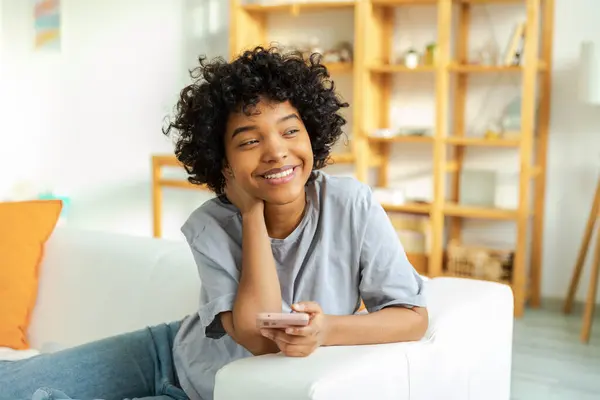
[231,113,300,138]
[231,125,257,138]
[277,113,300,124]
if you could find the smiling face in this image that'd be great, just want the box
[223,99,314,205]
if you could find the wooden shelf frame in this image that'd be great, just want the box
[223,0,555,318]
[151,155,208,238]
[356,0,554,318]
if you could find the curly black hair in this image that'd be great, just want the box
[162,46,349,195]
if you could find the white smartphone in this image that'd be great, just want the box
[256,312,310,329]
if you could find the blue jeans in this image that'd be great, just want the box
[0,322,188,400]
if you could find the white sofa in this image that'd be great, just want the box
[26,228,514,400]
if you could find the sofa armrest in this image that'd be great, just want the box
[214,277,513,400]
[423,277,514,400]
[215,341,418,400]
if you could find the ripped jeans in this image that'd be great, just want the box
[0,322,188,400]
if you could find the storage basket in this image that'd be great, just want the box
[445,240,514,282]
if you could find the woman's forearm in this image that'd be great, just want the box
[324,307,429,346]
[231,208,282,355]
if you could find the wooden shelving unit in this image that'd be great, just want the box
[227,0,554,317]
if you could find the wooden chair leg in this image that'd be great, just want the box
[581,223,600,343]
[564,180,600,314]
[152,157,163,238]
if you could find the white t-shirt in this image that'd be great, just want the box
[172,171,426,400]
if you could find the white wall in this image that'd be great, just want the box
[0,0,216,238]
[1,0,193,191]
[1,0,598,303]
[542,0,600,303]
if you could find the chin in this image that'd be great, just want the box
[263,195,301,206]
[262,186,306,205]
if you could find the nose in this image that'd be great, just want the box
[261,134,288,164]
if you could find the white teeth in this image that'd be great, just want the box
[265,168,294,179]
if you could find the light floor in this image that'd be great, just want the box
[511,300,600,399]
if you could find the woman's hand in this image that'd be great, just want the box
[224,174,264,216]
[260,302,330,357]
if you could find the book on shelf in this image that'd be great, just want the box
[503,22,526,66]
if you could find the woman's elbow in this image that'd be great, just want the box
[247,340,280,356]
[410,307,429,341]
[233,328,280,356]
[221,312,280,355]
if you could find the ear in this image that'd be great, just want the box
[222,162,234,179]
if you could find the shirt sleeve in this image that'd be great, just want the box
[183,222,239,340]
[358,192,427,313]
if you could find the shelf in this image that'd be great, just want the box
[370,63,548,73]
[369,135,434,144]
[455,0,523,4]
[369,64,436,73]
[449,62,548,73]
[372,0,437,5]
[382,202,431,214]
[445,136,520,147]
[326,62,353,73]
[242,1,356,13]
[329,152,386,166]
[443,203,519,220]
[383,201,522,220]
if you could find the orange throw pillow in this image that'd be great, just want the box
[0,200,62,350]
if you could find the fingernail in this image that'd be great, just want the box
[286,328,294,334]
[294,304,304,310]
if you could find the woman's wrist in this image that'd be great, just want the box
[241,203,264,221]
[321,314,339,346]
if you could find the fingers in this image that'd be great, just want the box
[292,301,323,314]
[269,335,316,357]
[261,329,319,358]
[284,325,316,337]
[280,343,315,358]
[261,329,304,345]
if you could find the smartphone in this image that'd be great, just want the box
[256,312,310,329]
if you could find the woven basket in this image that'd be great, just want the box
[446,240,513,282]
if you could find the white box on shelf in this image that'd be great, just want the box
[373,187,405,205]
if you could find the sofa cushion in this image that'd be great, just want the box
[28,228,199,352]
[0,200,62,350]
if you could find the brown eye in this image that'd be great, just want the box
[239,139,258,147]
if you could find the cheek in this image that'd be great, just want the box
[231,160,255,181]
[299,133,314,162]
[228,153,260,187]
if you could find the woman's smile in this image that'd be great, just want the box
[259,165,302,185]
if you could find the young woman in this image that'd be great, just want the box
[0,46,427,400]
